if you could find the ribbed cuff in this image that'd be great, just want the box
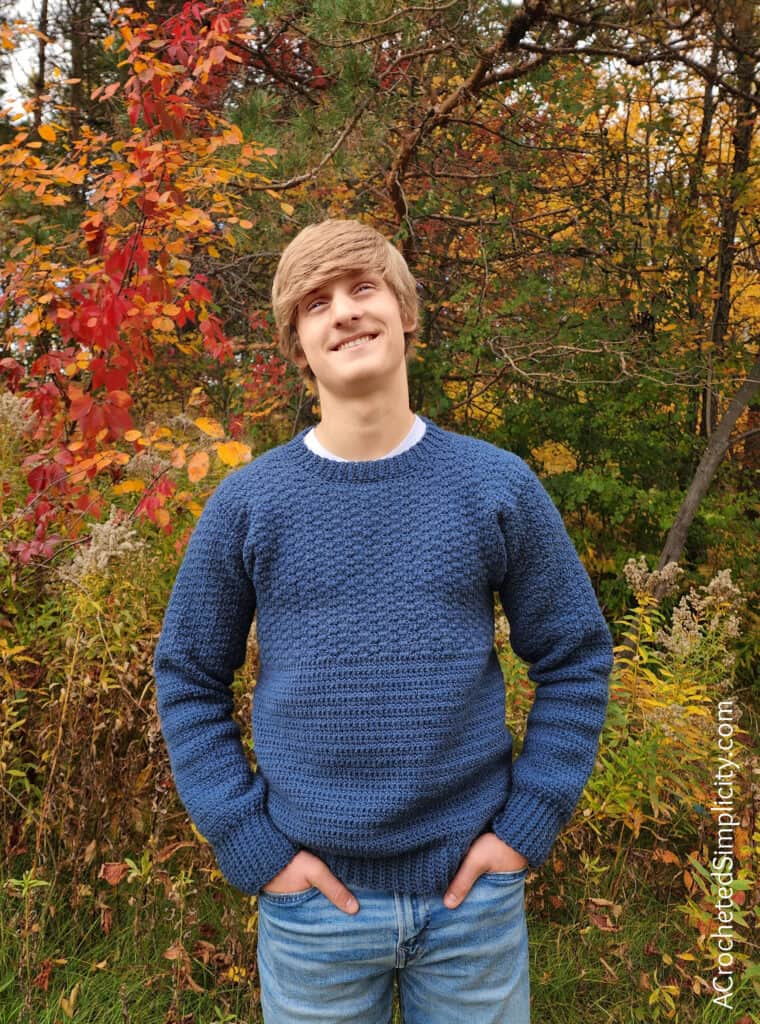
[209,807,299,895]
[490,790,567,869]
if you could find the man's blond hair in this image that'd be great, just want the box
[271,219,420,386]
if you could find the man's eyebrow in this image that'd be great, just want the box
[301,270,379,301]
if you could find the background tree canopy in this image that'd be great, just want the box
[1,0,757,635]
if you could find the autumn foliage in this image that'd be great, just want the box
[0,1,291,564]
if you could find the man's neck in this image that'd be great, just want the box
[312,404,417,462]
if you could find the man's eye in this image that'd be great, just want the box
[306,283,373,310]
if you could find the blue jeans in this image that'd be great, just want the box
[256,867,530,1023]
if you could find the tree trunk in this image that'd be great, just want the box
[654,352,760,600]
[700,0,758,438]
[33,0,49,130]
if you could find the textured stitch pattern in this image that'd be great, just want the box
[153,415,614,896]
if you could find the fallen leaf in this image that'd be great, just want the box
[99,861,128,886]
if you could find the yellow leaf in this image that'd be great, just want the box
[175,341,199,355]
[531,441,577,475]
[113,479,145,494]
[190,822,208,843]
[147,427,172,441]
[216,440,251,466]
[280,202,294,216]
[59,982,80,1018]
[155,508,170,528]
[124,429,142,442]
[38,123,57,142]
[187,450,210,482]
[194,417,225,439]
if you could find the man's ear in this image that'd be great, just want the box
[401,304,417,334]
[291,334,309,370]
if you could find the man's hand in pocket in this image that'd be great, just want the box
[443,833,529,909]
[261,849,359,914]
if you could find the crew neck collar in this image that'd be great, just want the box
[284,414,448,483]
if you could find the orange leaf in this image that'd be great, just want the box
[155,841,195,864]
[38,123,57,142]
[187,450,209,482]
[170,445,187,468]
[653,849,681,866]
[98,862,128,886]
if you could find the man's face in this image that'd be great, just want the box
[292,269,416,395]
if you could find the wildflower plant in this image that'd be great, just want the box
[55,505,146,589]
[0,391,35,441]
[583,558,746,847]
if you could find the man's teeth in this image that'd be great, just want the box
[337,335,375,351]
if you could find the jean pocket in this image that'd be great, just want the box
[479,867,528,882]
[258,886,321,907]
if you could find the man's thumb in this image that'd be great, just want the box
[322,879,359,915]
[444,871,475,908]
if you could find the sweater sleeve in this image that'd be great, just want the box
[490,463,613,868]
[153,479,299,894]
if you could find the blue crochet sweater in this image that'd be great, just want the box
[153,415,613,897]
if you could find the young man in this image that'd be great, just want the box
[153,218,614,1023]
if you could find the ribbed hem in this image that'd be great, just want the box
[210,807,299,895]
[490,791,567,869]
[283,414,450,483]
[315,836,476,897]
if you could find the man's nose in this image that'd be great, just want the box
[332,290,363,323]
